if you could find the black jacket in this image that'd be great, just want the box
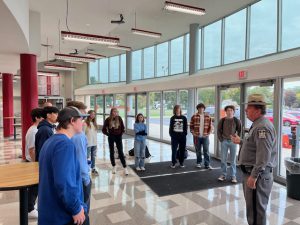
[35,120,55,161]
[169,115,187,139]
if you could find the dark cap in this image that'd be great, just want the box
[57,106,89,124]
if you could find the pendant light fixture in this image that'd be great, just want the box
[55,53,95,63]
[108,45,132,52]
[44,63,77,71]
[38,71,59,77]
[85,52,106,59]
[164,1,206,16]
[131,13,162,38]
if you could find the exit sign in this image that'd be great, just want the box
[238,70,248,80]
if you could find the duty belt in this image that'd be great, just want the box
[240,165,273,174]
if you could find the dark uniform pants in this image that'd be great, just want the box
[242,169,273,225]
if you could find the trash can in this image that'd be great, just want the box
[285,157,300,200]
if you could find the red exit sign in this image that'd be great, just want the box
[238,70,248,80]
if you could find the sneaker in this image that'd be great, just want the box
[124,167,129,175]
[231,177,238,183]
[28,209,38,219]
[218,175,226,181]
[112,166,117,174]
[170,164,176,169]
[205,165,212,170]
[196,164,202,168]
[92,169,99,176]
[136,167,141,171]
[180,164,185,168]
[140,167,145,171]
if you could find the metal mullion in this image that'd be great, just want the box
[221,18,225,66]
[168,41,171,76]
[183,34,187,73]
[200,27,204,69]
[277,0,282,52]
[245,6,251,60]
[141,49,144,80]
[154,44,157,78]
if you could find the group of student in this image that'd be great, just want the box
[168,103,241,184]
[23,100,241,224]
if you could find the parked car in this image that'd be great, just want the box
[287,111,300,120]
[265,113,299,126]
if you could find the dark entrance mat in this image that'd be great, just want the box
[130,158,243,197]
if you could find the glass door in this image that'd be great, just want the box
[95,95,104,126]
[126,94,136,131]
[149,92,161,139]
[163,91,177,141]
[104,95,114,121]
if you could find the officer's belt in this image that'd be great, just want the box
[240,165,273,174]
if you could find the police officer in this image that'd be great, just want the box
[231,94,277,225]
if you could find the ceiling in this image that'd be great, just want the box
[30,0,258,62]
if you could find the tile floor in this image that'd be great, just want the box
[0,132,299,225]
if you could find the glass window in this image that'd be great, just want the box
[105,95,114,115]
[163,91,177,141]
[179,90,188,116]
[144,46,155,79]
[198,29,202,70]
[137,94,147,117]
[204,21,222,68]
[132,50,142,80]
[95,95,104,125]
[109,56,119,83]
[157,42,169,77]
[120,54,126,82]
[282,0,300,50]
[149,92,161,139]
[185,33,190,73]
[280,78,300,177]
[171,36,184,75]
[115,94,125,119]
[100,58,108,83]
[224,9,246,64]
[127,94,136,129]
[249,0,277,58]
[88,60,99,84]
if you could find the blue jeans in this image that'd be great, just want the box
[134,139,146,168]
[87,146,97,169]
[220,140,237,178]
[195,136,210,166]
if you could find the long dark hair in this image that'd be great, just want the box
[173,105,182,115]
[135,113,145,123]
[85,110,97,128]
[108,107,120,129]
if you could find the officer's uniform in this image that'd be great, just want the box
[238,116,277,225]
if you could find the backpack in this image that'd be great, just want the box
[220,117,241,136]
[129,146,151,158]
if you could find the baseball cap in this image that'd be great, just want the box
[57,106,89,124]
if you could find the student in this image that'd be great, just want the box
[67,101,91,225]
[217,105,241,183]
[38,107,87,225]
[190,103,213,169]
[134,113,147,171]
[169,105,187,168]
[102,107,128,175]
[35,106,59,161]
[25,108,44,219]
[84,110,99,176]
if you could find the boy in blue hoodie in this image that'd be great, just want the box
[38,107,87,225]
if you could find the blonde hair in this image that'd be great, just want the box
[108,107,120,129]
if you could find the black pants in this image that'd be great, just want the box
[83,179,91,225]
[108,135,126,168]
[171,136,186,165]
[28,184,38,212]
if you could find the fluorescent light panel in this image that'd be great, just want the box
[164,1,205,16]
[38,71,59,77]
[131,28,162,38]
[64,60,83,64]
[44,63,77,71]
[61,31,119,45]
[55,53,95,63]
[108,45,132,51]
[85,53,106,59]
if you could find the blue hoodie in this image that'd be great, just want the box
[134,122,147,142]
[35,119,55,161]
[38,134,86,225]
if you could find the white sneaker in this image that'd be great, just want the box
[112,166,117,174]
[28,209,38,219]
[136,167,141,171]
[124,167,129,175]
[231,177,238,183]
[140,167,145,171]
[196,164,201,168]
[218,175,226,181]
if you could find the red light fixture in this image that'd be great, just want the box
[61,31,120,45]
[44,63,77,71]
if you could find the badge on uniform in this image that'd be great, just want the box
[258,129,266,139]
